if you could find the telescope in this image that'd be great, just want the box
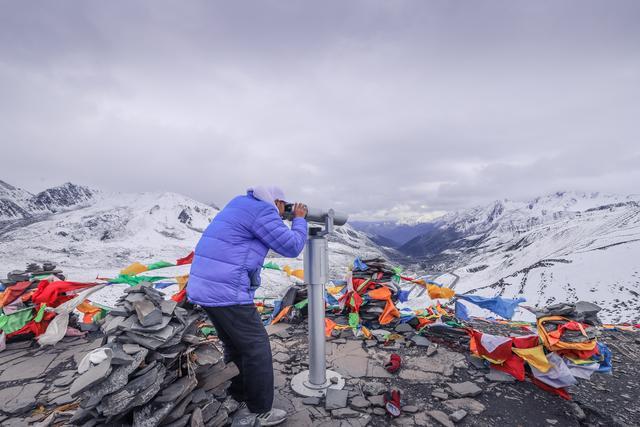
[282,203,348,226]
[290,205,349,397]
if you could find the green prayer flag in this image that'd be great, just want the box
[111,274,168,286]
[294,299,308,309]
[348,312,360,330]
[34,304,47,322]
[263,262,280,270]
[94,309,108,323]
[146,261,175,271]
[201,326,216,336]
[0,307,34,334]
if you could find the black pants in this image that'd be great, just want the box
[203,304,274,413]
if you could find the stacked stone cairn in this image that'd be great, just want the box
[68,283,240,426]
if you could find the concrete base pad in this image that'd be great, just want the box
[291,369,345,397]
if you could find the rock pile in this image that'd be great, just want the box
[68,282,239,426]
[0,261,65,286]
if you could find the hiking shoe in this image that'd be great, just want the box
[231,412,258,427]
[256,408,287,426]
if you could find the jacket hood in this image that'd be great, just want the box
[247,186,286,206]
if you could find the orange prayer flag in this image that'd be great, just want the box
[379,300,400,325]
[120,262,148,276]
[77,300,102,324]
[428,284,455,299]
[325,318,337,337]
[368,287,391,301]
[271,306,291,325]
[176,274,189,290]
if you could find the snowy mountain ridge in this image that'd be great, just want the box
[0,180,96,221]
[403,191,640,323]
[434,191,640,235]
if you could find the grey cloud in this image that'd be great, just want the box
[1,1,639,220]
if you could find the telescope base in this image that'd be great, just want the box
[290,369,345,397]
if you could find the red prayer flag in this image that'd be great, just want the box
[176,251,194,266]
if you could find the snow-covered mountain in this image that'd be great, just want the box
[350,220,437,248]
[0,181,386,298]
[403,192,640,323]
[0,180,95,222]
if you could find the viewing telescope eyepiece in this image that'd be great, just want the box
[282,203,348,226]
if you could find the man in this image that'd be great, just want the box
[187,186,307,426]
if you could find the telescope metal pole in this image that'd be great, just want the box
[305,229,328,385]
[291,222,345,397]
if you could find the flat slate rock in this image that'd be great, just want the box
[428,410,455,427]
[411,335,432,347]
[102,315,125,334]
[133,299,163,327]
[133,400,175,427]
[349,396,371,409]
[110,346,135,365]
[193,345,223,366]
[432,391,449,400]
[402,405,420,413]
[164,414,191,427]
[450,409,468,422]
[123,343,143,355]
[0,383,46,414]
[443,398,486,415]
[124,331,165,350]
[325,388,349,410]
[273,352,291,363]
[362,382,387,396]
[373,407,386,416]
[156,375,197,402]
[468,355,488,370]
[331,408,361,419]
[130,314,172,333]
[70,359,113,397]
[161,299,178,316]
[190,407,204,427]
[367,395,385,407]
[97,364,164,416]
[53,374,76,387]
[302,397,322,405]
[201,362,239,391]
[265,323,291,336]
[201,400,222,422]
[191,388,208,404]
[0,353,57,382]
[395,323,414,333]
[486,370,516,382]
[447,381,482,397]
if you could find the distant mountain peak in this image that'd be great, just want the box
[0,179,97,221]
[30,182,96,212]
[0,179,18,191]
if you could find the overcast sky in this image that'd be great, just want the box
[1,1,639,221]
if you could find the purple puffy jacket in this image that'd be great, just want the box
[187,191,307,307]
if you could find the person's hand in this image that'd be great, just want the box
[293,202,307,218]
